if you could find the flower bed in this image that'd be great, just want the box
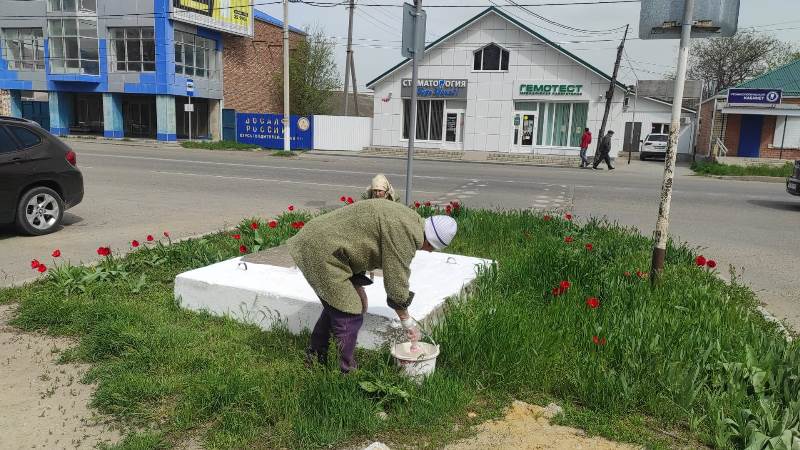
[1,201,798,449]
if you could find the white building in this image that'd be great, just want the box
[367,7,695,159]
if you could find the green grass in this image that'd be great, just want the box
[180,140,261,151]
[271,150,298,157]
[2,206,798,449]
[691,160,794,177]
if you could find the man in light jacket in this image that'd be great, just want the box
[288,199,457,372]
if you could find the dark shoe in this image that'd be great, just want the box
[609,166,615,170]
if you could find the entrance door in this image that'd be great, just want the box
[511,111,536,153]
[738,115,763,157]
[443,110,464,150]
[623,121,642,152]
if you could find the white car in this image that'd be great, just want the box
[640,133,668,160]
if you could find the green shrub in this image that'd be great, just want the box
[691,160,794,177]
[180,140,261,151]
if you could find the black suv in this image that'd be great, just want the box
[0,116,83,235]
[788,160,800,197]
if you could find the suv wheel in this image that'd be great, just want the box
[16,186,64,236]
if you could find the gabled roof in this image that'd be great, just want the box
[254,9,305,35]
[366,6,627,90]
[734,58,800,96]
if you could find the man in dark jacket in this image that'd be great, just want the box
[593,130,615,170]
[579,128,592,168]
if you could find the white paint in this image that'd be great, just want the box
[175,251,493,349]
[773,116,800,149]
[313,115,372,151]
[368,9,689,157]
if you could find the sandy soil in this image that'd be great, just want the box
[444,401,640,450]
[0,304,121,450]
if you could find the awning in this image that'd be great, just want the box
[721,106,800,117]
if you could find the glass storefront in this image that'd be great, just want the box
[513,101,588,147]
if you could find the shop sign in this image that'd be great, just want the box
[727,88,782,105]
[401,78,468,99]
[519,83,584,96]
[236,113,313,149]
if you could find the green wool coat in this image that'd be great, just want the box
[287,199,425,315]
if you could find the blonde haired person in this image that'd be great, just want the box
[366,174,398,201]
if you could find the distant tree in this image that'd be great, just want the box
[277,28,341,116]
[687,33,796,98]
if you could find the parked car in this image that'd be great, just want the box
[639,133,669,160]
[788,160,800,196]
[0,116,83,235]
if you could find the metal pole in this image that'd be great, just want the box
[628,87,637,165]
[343,0,355,115]
[780,115,788,160]
[594,24,628,166]
[404,0,421,205]
[188,96,192,141]
[709,96,717,156]
[692,86,703,162]
[650,0,694,283]
[283,0,291,152]
[351,53,360,116]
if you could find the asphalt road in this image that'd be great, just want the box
[2,140,799,331]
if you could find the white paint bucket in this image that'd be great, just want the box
[390,340,440,381]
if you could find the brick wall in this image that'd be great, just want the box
[222,21,304,114]
[760,115,776,151]
[723,114,741,156]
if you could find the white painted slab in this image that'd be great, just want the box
[175,251,493,349]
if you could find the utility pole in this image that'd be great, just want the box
[283,0,291,152]
[351,53,360,116]
[404,0,422,205]
[627,85,637,165]
[594,24,628,166]
[343,0,355,115]
[650,0,694,283]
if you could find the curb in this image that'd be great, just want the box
[702,174,787,183]
[307,150,588,169]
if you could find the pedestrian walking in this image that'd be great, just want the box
[579,128,592,168]
[593,130,615,171]
[288,199,458,373]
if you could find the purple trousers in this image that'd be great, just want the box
[307,302,364,373]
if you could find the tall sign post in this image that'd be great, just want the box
[186,78,194,141]
[282,0,291,152]
[639,0,740,282]
[401,1,426,205]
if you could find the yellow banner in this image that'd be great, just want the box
[175,0,251,28]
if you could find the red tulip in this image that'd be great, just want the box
[559,280,571,290]
[97,246,111,256]
[347,197,354,204]
[146,235,154,242]
[51,249,61,258]
[551,287,560,296]
[565,213,573,221]
[239,245,248,254]
[288,205,295,211]
[414,201,421,208]
[586,297,599,309]
[564,236,573,243]
[592,335,607,346]
[638,271,648,279]
[131,240,140,248]
[340,196,346,202]
[624,271,631,277]
[163,231,170,238]
[695,255,706,266]
[445,205,452,213]
[585,243,593,251]
[543,215,551,221]
[706,260,717,269]
[31,259,40,269]
[37,264,47,273]
[424,201,431,207]
[268,220,278,228]
[232,234,241,240]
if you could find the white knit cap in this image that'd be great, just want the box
[424,215,457,250]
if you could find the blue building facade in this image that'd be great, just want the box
[0,0,257,141]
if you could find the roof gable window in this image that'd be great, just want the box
[473,43,509,71]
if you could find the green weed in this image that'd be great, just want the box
[180,140,261,151]
[692,160,794,177]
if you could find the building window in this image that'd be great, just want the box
[403,99,444,141]
[652,123,670,134]
[473,43,509,71]
[48,17,99,75]
[532,102,589,147]
[2,28,45,70]
[48,0,97,13]
[174,31,216,78]
[110,27,155,72]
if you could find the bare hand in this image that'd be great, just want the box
[355,286,368,313]
[406,325,421,343]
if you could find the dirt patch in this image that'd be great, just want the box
[445,401,640,450]
[0,304,121,449]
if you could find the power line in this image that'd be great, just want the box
[503,0,628,34]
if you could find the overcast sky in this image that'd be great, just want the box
[256,0,800,91]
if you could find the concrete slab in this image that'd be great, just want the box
[175,250,493,349]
